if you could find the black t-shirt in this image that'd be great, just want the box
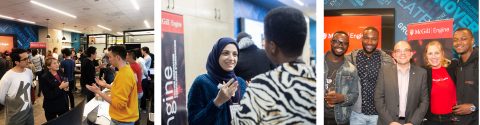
[325,56,344,118]
[80,58,96,86]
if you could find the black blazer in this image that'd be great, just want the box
[40,70,69,112]
[422,60,458,120]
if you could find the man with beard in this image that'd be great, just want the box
[344,27,394,125]
[452,28,478,125]
[324,31,359,125]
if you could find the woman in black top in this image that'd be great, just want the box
[40,57,69,121]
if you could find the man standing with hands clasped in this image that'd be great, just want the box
[86,46,138,124]
[374,41,429,125]
[452,28,478,125]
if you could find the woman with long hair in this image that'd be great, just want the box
[422,41,458,125]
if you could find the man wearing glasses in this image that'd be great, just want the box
[344,27,395,125]
[0,48,35,125]
[374,41,429,125]
[324,31,359,125]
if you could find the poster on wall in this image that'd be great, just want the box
[161,11,186,125]
[30,42,46,56]
[0,36,14,53]
[324,0,479,59]
[324,15,382,54]
[407,19,453,67]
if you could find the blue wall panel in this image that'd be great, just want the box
[0,19,39,49]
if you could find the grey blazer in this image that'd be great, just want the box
[374,64,429,125]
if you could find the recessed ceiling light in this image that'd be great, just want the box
[17,19,35,24]
[97,25,112,31]
[0,15,15,20]
[63,28,81,33]
[131,0,140,10]
[144,20,150,28]
[117,32,123,35]
[293,0,304,6]
[31,1,77,18]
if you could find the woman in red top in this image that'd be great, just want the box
[422,41,457,125]
[46,50,53,57]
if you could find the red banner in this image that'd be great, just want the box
[408,19,454,41]
[30,42,46,48]
[162,11,186,125]
[324,16,382,54]
[407,19,453,67]
[162,11,184,34]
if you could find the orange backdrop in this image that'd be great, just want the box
[324,16,382,54]
[0,36,13,52]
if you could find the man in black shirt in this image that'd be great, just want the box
[81,47,107,102]
[234,32,276,82]
[324,31,359,125]
[452,28,479,125]
[344,27,395,125]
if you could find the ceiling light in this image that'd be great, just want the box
[63,28,81,33]
[0,15,15,20]
[62,23,66,40]
[131,0,140,10]
[31,1,77,18]
[74,26,77,42]
[46,19,50,39]
[117,32,123,35]
[98,25,111,31]
[17,19,35,24]
[293,0,304,6]
[144,20,150,28]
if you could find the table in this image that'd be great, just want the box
[83,98,111,124]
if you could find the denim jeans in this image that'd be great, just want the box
[36,71,42,96]
[110,118,135,125]
[105,74,114,84]
[137,92,143,107]
[350,111,378,125]
[140,78,149,109]
[84,87,95,102]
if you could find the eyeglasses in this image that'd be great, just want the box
[20,58,30,62]
[395,49,411,53]
[331,40,349,46]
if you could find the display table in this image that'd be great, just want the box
[83,97,111,124]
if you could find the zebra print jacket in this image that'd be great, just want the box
[233,62,316,124]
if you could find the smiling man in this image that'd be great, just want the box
[344,27,394,125]
[452,27,479,125]
[374,41,428,125]
[324,31,359,125]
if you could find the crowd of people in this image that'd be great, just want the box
[0,45,154,124]
[186,6,317,125]
[324,26,478,125]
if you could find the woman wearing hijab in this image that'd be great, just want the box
[187,37,248,125]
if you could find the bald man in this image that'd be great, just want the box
[374,41,429,125]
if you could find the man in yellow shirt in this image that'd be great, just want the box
[86,46,138,124]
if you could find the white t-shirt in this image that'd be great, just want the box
[136,57,148,79]
[52,53,58,60]
[0,68,34,124]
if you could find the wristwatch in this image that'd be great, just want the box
[471,105,476,112]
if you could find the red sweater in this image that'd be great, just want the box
[130,62,143,93]
[431,67,456,115]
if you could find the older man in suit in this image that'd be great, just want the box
[374,41,429,125]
